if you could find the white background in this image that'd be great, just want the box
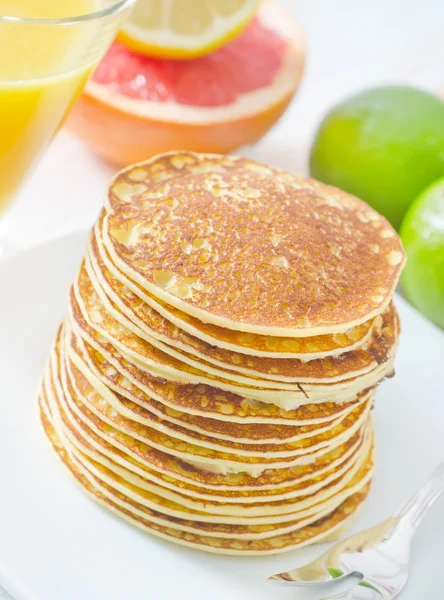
[1,0,444,598]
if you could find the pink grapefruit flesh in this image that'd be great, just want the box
[93,17,286,107]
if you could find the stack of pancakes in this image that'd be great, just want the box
[38,152,405,555]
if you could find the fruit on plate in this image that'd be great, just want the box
[310,86,444,230]
[118,0,260,59]
[67,1,305,167]
[401,176,444,329]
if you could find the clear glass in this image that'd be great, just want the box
[0,0,135,254]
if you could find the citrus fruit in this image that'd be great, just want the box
[68,1,305,167]
[401,176,444,329]
[309,86,444,230]
[118,0,260,59]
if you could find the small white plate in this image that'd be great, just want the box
[1,232,444,600]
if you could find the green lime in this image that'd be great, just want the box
[309,86,444,229]
[400,176,444,328]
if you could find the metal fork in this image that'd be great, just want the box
[268,462,444,599]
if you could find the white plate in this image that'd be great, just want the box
[1,232,444,600]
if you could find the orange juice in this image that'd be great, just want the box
[0,0,100,212]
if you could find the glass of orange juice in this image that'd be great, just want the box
[0,0,135,252]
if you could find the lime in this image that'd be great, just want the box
[310,86,444,229]
[400,177,444,328]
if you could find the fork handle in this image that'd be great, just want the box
[395,461,444,530]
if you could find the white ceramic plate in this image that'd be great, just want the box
[1,232,444,600]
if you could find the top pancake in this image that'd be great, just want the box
[102,151,405,337]
[93,219,376,360]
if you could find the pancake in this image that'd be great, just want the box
[73,331,372,445]
[36,151,405,555]
[57,340,372,473]
[78,256,397,385]
[44,362,369,493]
[122,348,395,407]
[67,435,374,527]
[92,219,377,360]
[66,344,373,460]
[75,323,375,423]
[44,377,374,523]
[39,398,372,554]
[69,311,396,412]
[41,381,374,523]
[46,328,372,489]
[69,330,368,447]
[86,235,389,384]
[102,152,405,337]
[56,401,371,505]
[70,274,399,408]
[44,357,374,507]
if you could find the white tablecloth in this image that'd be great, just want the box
[2,0,443,597]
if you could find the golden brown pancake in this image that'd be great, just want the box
[75,327,372,425]
[45,326,372,491]
[69,329,368,447]
[76,259,389,387]
[68,435,374,526]
[56,407,371,506]
[66,347,372,460]
[39,397,372,554]
[86,236,390,383]
[74,336,371,444]
[45,364,369,494]
[41,378,374,522]
[57,342,372,473]
[102,152,405,336]
[92,219,377,359]
[37,151,405,555]
[70,271,399,408]
[44,375,374,523]
[44,356,374,509]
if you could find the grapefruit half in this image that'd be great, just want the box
[68,1,305,167]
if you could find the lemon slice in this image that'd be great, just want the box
[118,0,261,59]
